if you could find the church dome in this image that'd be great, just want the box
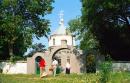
[53,24,66,35]
[49,11,75,47]
[52,11,66,35]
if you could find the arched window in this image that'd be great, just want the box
[53,38,55,45]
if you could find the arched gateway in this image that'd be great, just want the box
[27,12,84,74]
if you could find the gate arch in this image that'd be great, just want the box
[52,48,70,59]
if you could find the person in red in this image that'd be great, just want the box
[39,58,46,78]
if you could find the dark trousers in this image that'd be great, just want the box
[66,68,70,74]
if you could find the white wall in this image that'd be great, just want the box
[0,61,27,74]
[49,35,76,47]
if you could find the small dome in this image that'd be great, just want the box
[53,24,66,35]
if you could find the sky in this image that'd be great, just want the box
[25,0,82,54]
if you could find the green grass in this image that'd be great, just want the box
[0,72,130,83]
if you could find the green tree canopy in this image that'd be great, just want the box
[68,17,99,51]
[0,0,54,60]
[81,0,130,61]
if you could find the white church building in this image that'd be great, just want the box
[26,12,84,74]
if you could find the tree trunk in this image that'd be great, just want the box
[8,43,13,57]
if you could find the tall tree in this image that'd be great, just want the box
[81,0,130,60]
[68,17,99,51]
[0,0,54,60]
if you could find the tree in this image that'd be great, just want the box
[27,43,46,57]
[81,0,130,60]
[68,17,99,51]
[0,0,54,60]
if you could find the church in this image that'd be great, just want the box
[27,12,85,74]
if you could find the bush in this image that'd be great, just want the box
[86,54,96,73]
[10,55,25,63]
[0,68,2,73]
[99,61,112,83]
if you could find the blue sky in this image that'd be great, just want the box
[26,0,82,54]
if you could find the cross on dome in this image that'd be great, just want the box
[59,10,64,19]
[59,10,64,25]
[52,11,66,35]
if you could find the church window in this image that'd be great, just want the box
[67,58,70,63]
[53,38,55,45]
[61,40,67,45]
[67,56,70,63]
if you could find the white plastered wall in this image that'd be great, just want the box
[0,62,27,74]
[49,35,76,47]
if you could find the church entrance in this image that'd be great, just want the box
[35,56,44,75]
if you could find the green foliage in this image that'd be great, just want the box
[86,54,96,73]
[81,0,130,60]
[32,43,46,52]
[0,0,54,59]
[68,17,99,50]
[10,55,17,63]
[27,43,47,57]
[99,61,112,83]
[10,55,25,63]
[68,17,83,38]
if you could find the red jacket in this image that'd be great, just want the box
[39,59,45,67]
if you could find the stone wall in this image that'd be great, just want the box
[96,61,130,72]
[112,61,130,72]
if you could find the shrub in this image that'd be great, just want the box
[0,68,2,73]
[86,54,96,73]
[99,61,112,83]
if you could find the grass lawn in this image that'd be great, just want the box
[0,72,130,83]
